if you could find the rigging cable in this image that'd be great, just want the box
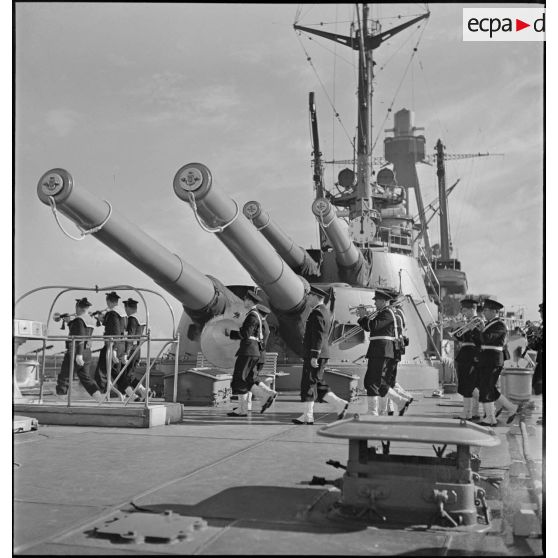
[371,15,430,153]
[295,31,356,151]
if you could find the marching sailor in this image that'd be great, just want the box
[476,297,520,426]
[357,289,411,416]
[383,293,413,415]
[452,297,482,420]
[226,302,277,417]
[293,286,348,425]
[121,298,151,401]
[56,297,104,402]
[94,291,127,397]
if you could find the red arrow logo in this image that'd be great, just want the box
[516,19,530,31]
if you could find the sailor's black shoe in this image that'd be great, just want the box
[261,392,278,414]
[506,403,523,424]
[337,403,349,420]
[399,397,414,416]
[227,411,248,417]
[292,418,314,425]
[479,420,498,427]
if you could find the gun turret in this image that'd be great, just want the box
[243,201,320,278]
[173,163,309,314]
[37,169,237,323]
[311,198,369,286]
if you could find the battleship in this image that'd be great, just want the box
[13,3,544,555]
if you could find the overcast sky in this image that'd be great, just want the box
[13,2,544,343]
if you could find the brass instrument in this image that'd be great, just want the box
[89,308,108,327]
[53,312,77,330]
[449,315,484,337]
[336,295,407,345]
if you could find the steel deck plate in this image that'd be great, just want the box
[318,415,501,446]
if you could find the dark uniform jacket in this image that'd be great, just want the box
[258,320,270,365]
[477,318,507,368]
[102,308,127,354]
[125,315,143,355]
[66,316,93,355]
[358,307,396,359]
[453,327,480,364]
[303,304,333,360]
[230,309,263,357]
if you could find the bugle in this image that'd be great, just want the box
[450,316,484,337]
[53,312,77,330]
[89,308,108,327]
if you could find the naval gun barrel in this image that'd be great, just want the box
[311,197,367,284]
[242,201,320,277]
[37,169,231,320]
[173,163,307,313]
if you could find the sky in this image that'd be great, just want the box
[13,2,544,343]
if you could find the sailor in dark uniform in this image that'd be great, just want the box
[530,302,544,396]
[56,297,104,402]
[383,294,413,415]
[476,297,520,426]
[357,289,411,416]
[94,291,127,397]
[226,303,277,416]
[120,298,150,401]
[293,286,348,425]
[452,297,482,420]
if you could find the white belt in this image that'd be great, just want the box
[248,336,262,341]
[369,336,396,341]
[460,342,476,347]
[481,345,503,351]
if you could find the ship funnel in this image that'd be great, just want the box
[311,197,369,286]
[243,201,320,277]
[173,163,307,313]
[37,168,235,321]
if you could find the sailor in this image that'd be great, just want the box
[94,291,127,397]
[56,297,104,402]
[120,298,150,401]
[226,302,277,417]
[475,297,520,426]
[357,289,410,416]
[529,302,544,396]
[293,286,348,425]
[452,297,482,420]
[383,292,413,415]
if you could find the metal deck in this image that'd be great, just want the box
[13,391,544,555]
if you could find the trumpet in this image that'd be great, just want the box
[450,316,484,337]
[337,295,407,345]
[53,312,77,330]
[89,308,108,327]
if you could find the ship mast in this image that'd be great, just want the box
[294,5,430,233]
[435,139,451,259]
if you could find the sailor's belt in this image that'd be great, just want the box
[460,342,476,347]
[248,336,262,341]
[369,336,396,341]
[480,345,503,351]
